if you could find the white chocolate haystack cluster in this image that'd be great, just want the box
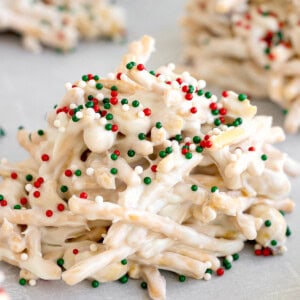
[0,36,299,300]
[0,0,125,53]
[183,0,300,133]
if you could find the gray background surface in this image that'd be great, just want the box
[0,1,300,299]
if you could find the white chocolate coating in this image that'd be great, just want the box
[0,35,299,300]
[183,0,300,132]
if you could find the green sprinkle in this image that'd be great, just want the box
[104,103,111,110]
[214,118,221,126]
[110,168,118,175]
[85,101,94,108]
[0,195,3,201]
[121,259,127,265]
[60,185,68,193]
[138,133,146,140]
[149,70,155,76]
[188,85,194,93]
[126,61,136,70]
[193,136,201,143]
[175,134,182,142]
[264,48,271,55]
[232,253,239,261]
[57,258,64,266]
[111,85,118,91]
[271,240,277,246]
[191,185,198,192]
[264,65,271,70]
[96,83,103,90]
[211,186,218,193]
[205,269,213,274]
[127,149,135,157]
[155,122,162,129]
[14,204,21,210]
[105,124,112,131]
[196,146,203,153]
[282,109,289,115]
[211,109,219,116]
[143,177,152,185]
[264,220,272,227]
[91,280,99,288]
[205,91,212,99]
[19,278,26,286]
[88,95,94,100]
[286,226,291,237]
[224,261,232,270]
[72,115,80,122]
[178,275,186,282]
[121,98,128,105]
[103,98,110,104]
[18,126,24,130]
[261,154,268,161]
[74,170,82,176]
[185,152,192,159]
[111,153,118,161]
[93,75,99,81]
[82,75,88,81]
[165,147,173,154]
[0,127,5,137]
[119,275,129,284]
[197,90,204,96]
[233,118,243,127]
[238,94,247,101]
[25,174,33,182]
[279,210,286,216]
[141,281,147,289]
[37,129,44,136]
[132,100,140,107]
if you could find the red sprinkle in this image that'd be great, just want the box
[33,191,40,198]
[11,172,18,180]
[33,181,41,188]
[45,210,53,217]
[20,197,28,205]
[137,64,145,71]
[57,203,65,212]
[143,108,152,116]
[204,135,210,140]
[110,97,118,105]
[37,177,44,184]
[220,117,225,123]
[209,103,218,110]
[41,154,50,162]
[216,268,224,276]
[112,124,119,132]
[176,78,183,85]
[219,108,227,115]
[248,146,256,151]
[190,107,197,114]
[116,72,122,80]
[114,150,121,156]
[111,90,118,97]
[182,85,189,93]
[181,148,189,155]
[185,93,193,101]
[101,110,107,117]
[0,200,7,207]
[80,192,88,199]
[263,248,272,256]
[73,249,79,255]
[64,169,73,177]
[151,165,157,172]
[255,249,262,256]
[222,91,229,97]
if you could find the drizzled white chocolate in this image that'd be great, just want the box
[0,0,125,52]
[0,35,299,300]
[183,0,300,133]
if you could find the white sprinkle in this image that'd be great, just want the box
[184,137,192,143]
[96,93,104,101]
[94,113,101,119]
[204,273,211,281]
[100,118,107,125]
[197,80,206,89]
[212,128,221,135]
[182,71,190,82]
[90,244,98,252]
[78,81,87,88]
[95,195,103,204]
[86,108,95,116]
[29,279,37,286]
[107,72,115,80]
[168,63,176,70]
[120,74,128,81]
[134,166,143,174]
[254,244,262,250]
[138,111,145,118]
[75,111,83,119]
[234,148,243,157]
[189,143,196,151]
[64,82,72,90]
[122,104,129,111]
[25,184,33,192]
[53,120,61,128]
[88,79,96,87]
[86,168,94,176]
[226,255,233,263]
[58,127,65,133]
[69,103,77,109]
[20,253,28,261]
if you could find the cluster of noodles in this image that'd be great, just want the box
[0,36,298,300]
